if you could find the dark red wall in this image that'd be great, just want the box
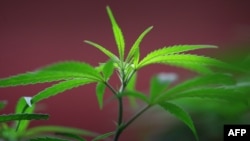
[1,0,250,140]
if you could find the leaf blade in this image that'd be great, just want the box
[92,131,114,141]
[156,73,236,102]
[96,82,106,109]
[30,137,69,141]
[39,61,103,81]
[138,54,232,74]
[84,40,119,62]
[165,73,235,96]
[0,113,49,123]
[56,132,86,141]
[126,26,153,64]
[149,74,173,104]
[32,79,95,104]
[0,71,86,87]
[102,60,115,80]
[169,87,245,103]
[139,45,217,67]
[159,102,198,141]
[25,126,97,137]
[106,6,125,60]
[126,72,138,107]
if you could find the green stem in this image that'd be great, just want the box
[15,104,29,132]
[105,82,118,96]
[113,105,151,141]
[113,68,139,141]
[117,97,123,125]
[123,105,151,130]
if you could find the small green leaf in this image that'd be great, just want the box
[96,82,106,109]
[84,40,119,62]
[159,102,198,141]
[106,6,125,60]
[102,60,114,80]
[56,132,86,141]
[32,79,95,104]
[139,45,217,67]
[92,131,114,141]
[126,26,153,64]
[0,113,49,123]
[25,126,97,137]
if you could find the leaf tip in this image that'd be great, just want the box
[200,44,218,49]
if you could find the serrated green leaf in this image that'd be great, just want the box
[56,132,86,141]
[168,87,245,103]
[92,131,114,141]
[25,126,97,137]
[0,71,91,87]
[138,54,232,74]
[39,61,103,81]
[32,79,95,104]
[166,73,235,96]
[102,60,114,80]
[84,40,119,62]
[139,45,217,67]
[159,102,198,141]
[156,73,236,102]
[0,101,7,110]
[30,137,68,141]
[126,26,153,65]
[172,62,214,74]
[96,82,106,109]
[106,6,125,60]
[0,113,49,123]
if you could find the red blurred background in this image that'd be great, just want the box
[1,0,250,140]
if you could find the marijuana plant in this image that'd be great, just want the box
[0,6,248,141]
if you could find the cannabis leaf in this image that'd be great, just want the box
[0,114,49,123]
[106,6,125,61]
